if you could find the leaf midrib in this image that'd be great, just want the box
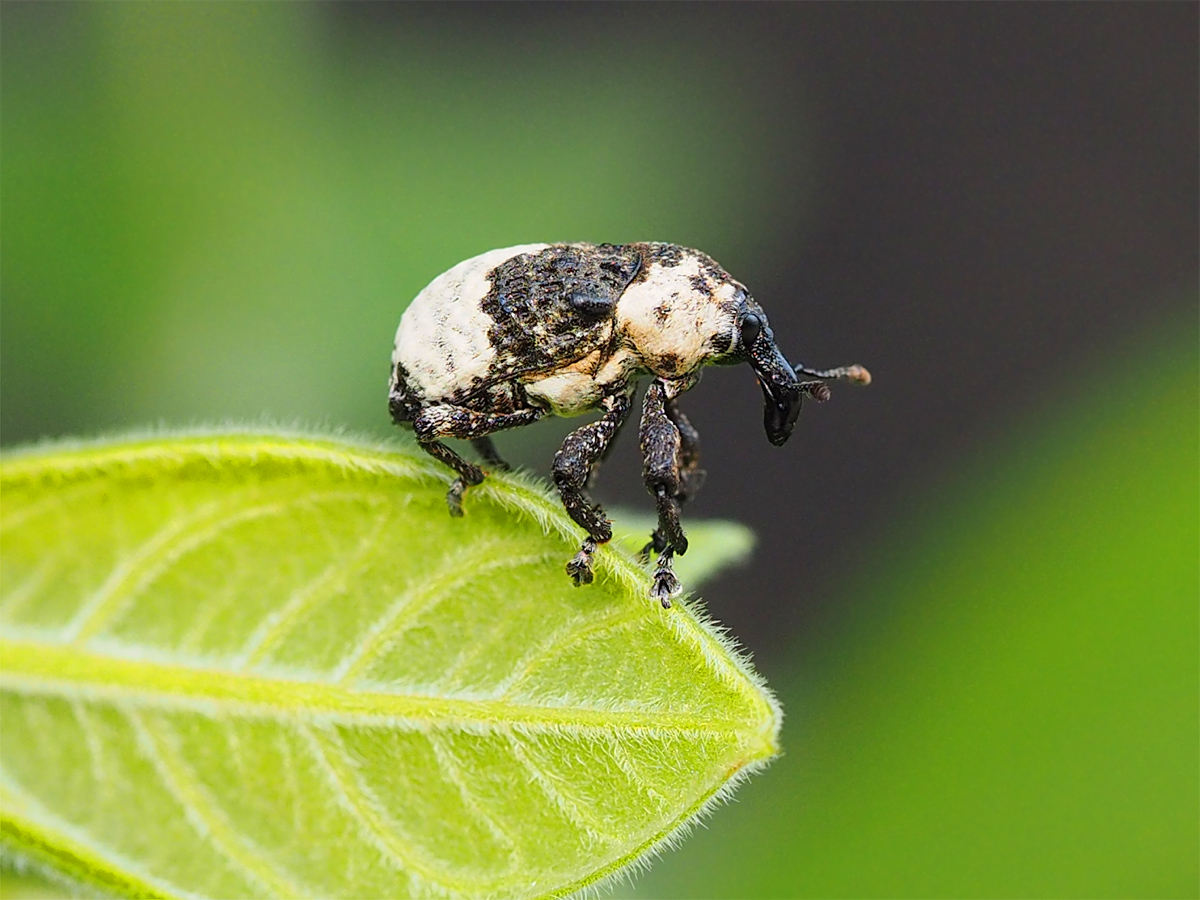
[0,640,775,742]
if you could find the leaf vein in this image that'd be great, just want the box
[498,608,641,699]
[68,700,111,808]
[2,640,759,737]
[300,724,461,897]
[66,490,388,645]
[124,707,309,899]
[0,774,191,900]
[0,478,111,535]
[63,495,252,644]
[174,574,245,657]
[606,735,669,805]
[425,731,520,870]
[235,502,393,670]
[505,732,618,846]
[0,557,59,623]
[333,544,552,685]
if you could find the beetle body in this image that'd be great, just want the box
[390,242,869,604]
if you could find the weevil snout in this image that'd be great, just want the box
[745,321,874,446]
[746,327,804,445]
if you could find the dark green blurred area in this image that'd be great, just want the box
[2,3,799,441]
[2,4,1197,897]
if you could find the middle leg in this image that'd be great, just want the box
[639,380,695,606]
[551,392,634,587]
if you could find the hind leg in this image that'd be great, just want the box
[413,405,544,515]
[471,436,511,472]
[415,439,485,517]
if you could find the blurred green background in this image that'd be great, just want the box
[2,3,1196,897]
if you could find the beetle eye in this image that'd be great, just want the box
[740,313,763,349]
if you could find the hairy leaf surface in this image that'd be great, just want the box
[0,433,778,899]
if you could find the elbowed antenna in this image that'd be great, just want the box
[792,362,872,385]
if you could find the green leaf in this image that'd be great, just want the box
[0,432,778,899]
[0,863,89,900]
[610,514,754,592]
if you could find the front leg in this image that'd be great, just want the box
[640,380,692,606]
[640,395,706,562]
[413,405,544,516]
[551,393,634,587]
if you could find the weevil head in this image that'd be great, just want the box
[616,243,804,446]
[733,304,806,445]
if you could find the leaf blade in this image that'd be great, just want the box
[0,433,778,899]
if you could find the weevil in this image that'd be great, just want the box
[389,242,870,605]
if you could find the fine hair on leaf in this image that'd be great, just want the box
[1,430,778,899]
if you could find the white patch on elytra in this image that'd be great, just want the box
[393,244,548,400]
[615,252,740,379]
[523,371,604,416]
[522,339,616,416]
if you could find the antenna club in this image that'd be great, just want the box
[846,364,872,386]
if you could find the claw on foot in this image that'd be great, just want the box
[446,479,467,517]
[651,548,682,608]
[651,568,681,608]
[566,539,598,586]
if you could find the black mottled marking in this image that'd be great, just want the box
[477,243,642,392]
[417,439,486,517]
[628,242,684,282]
[654,301,671,326]
[388,363,424,424]
[707,330,735,357]
[467,382,521,416]
[688,272,714,299]
[668,399,706,505]
[508,381,525,411]
[639,381,686,601]
[411,403,546,514]
[695,251,734,286]
[658,352,681,375]
[639,381,682,518]
[414,404,543,442]
[630,243,745,317]
[570,290,616,317]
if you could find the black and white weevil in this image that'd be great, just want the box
[389,242,870,606]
